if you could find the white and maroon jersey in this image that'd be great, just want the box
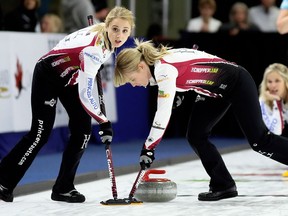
[145,48,240,150]
[259,98,288,135]
[39,25,113,124]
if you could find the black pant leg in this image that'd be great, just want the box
[186,95,236,191]
[0,63,58,191]
[52,85,92,193]
[231,68,288,165]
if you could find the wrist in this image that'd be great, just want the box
[100,121,111,129]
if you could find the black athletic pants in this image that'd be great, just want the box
[0,61,92,193]
[187,64,288,192]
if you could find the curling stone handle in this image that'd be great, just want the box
[142,169,166,181]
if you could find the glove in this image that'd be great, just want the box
[99,121,113,144]
[140,148,155,168]
[172,94,184,109]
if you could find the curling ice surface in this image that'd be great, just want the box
[1,149,288,216]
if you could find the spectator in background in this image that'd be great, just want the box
[39,13,63,33]
[186,0,222,33]
[259,63,288,177]
[91,0,109,22]
[219,2,259,36]
[259,63,288,137]
[249,0,280,32]
[4,0,40,32]
[60,0,96,33]
[277,0,288,34]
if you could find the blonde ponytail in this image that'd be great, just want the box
[114,38,171,87]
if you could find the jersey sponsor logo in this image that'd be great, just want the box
[60,66,79,78]
[195,95,205,102]
[51,56,71,67]
[191,67,218,73]
[95,35,107,53]
[173,48,196,54]
[219,84,227,90]
[84,52,102,64]
[87,77,98,110]
[186,79,214,85]
[157,75,169,83]
[158,90,170,98]
[44,98,57,107]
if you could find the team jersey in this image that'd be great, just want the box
[144,48,239,150]
[259,98,288,135]
[39,25,113,124]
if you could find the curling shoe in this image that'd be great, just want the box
[51,189,85,203]
[198,186,238,201]
[0,184,13,202]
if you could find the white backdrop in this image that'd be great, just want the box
[0,32,117,133]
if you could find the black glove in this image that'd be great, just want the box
[99,121,113,144]
[140,148,155,168]
[172,94,184,109]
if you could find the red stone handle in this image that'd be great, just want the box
[142,169,170,182]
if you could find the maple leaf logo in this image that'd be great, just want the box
[15,57,25,99]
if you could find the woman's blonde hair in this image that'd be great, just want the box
[114,38,171,87]
[90,6,135,50]
[259,63,288,109]
[41,13,63,33]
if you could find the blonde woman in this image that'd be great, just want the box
[0,6,135,203]
[40,13,64,33]
[114,39,288,201]
[259,63,288,136]
[259,63,288,176]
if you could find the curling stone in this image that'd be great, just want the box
[134,169,177,202]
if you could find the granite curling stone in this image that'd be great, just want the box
[134,169,177,202]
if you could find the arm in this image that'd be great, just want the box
[144,64,178,150]
[78,45,109,124]
[140,64,178,168]
[277,9,288,34]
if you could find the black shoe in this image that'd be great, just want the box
[198,186,238,201]
[0,184,13,202]
[51,189,85,203]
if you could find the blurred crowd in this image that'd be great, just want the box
[0,0,109,33]
[0,0,283,37]
[186,0,280,35]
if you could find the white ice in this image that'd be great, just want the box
[1,149,288,216]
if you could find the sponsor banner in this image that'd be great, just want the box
[0,32,117,133]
